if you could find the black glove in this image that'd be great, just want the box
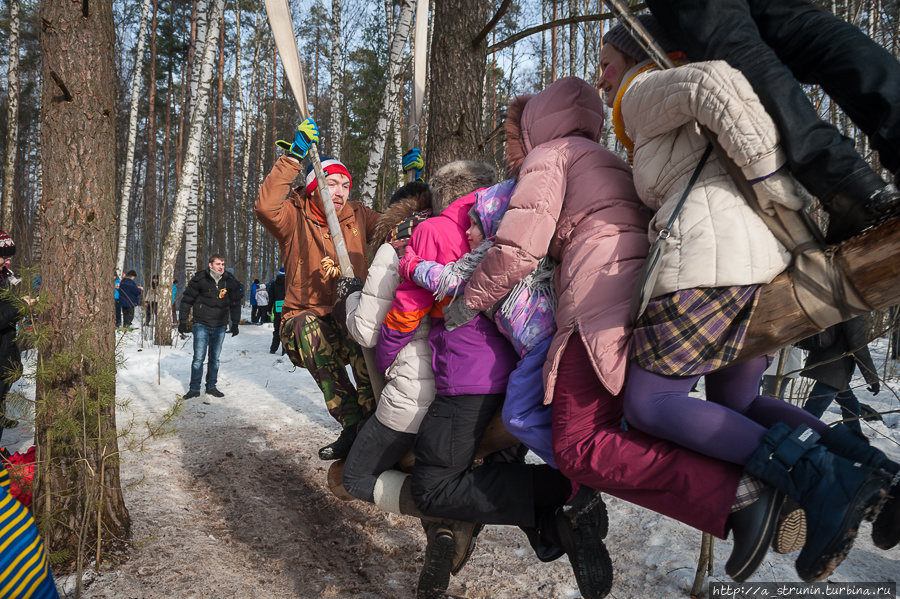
[332,297,351,341]
[178,321,187,335]
[867,381,880,395]
[444,297,478,331]
[336,276,363,301]
[231,322,239,337]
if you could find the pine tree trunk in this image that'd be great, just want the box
[358,0,415,206]
[329,0,343,159]
[425,0,490,169]
[36,0,129,557]
[2,0,20,232]
[158,0,225,346]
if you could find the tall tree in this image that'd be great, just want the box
[2,0,19,232]
[115,0,153,274]
[425,0,490,170]
[329,0,343,159]
[156,0,225,344]
[358,0,415,206]
[37,0,128,557]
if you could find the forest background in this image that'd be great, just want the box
[0,0,899,579]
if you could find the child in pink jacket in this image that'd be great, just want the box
[399,178,560,467]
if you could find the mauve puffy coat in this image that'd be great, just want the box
[465,76,651,399]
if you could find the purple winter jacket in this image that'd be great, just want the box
[377,194,519,396]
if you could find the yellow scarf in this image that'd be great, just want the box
[611,53,688,155]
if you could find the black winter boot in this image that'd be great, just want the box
[725,484,784,581]
[539,488,613,599]
[824,171,900,244]
[318,426,358,460]
[746,424,890,582]
[819,424,900,550]
[417,520,454,599]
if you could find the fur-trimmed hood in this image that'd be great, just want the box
[368,193,432,262]
[504,77,606,178]
[429,160,497,216]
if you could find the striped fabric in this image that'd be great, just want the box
[631,285,759,376]
[0,468,58,599]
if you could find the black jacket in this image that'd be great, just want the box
[268,274,286,314]
[0,271,20,382]
[179,269,242,328]
[802,316,878,391]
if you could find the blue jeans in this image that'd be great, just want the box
[646,0,900,200]
[189,324,226,392]
[803,381,862,434]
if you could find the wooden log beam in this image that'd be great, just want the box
[738,216,900,360]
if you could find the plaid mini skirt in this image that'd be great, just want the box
[630,285,760,376]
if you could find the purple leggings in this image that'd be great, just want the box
[623,356,829,465]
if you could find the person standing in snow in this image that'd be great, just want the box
[117,270,143,329]
[178,254,242,399]
[255,283,270,325]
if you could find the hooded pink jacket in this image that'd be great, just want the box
[465,77,651,399]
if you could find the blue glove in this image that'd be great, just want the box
[276,117,319,161]
[402,148,424,181]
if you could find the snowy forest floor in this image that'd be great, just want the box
[4,310,899,599]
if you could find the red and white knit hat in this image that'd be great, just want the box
[305,157,352,196]
[0,231,15,257]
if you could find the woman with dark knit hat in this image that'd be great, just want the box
[599,14,898,583]
[0,231,22,437]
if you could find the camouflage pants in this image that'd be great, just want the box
[281,311,374,428]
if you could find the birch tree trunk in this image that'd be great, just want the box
[37,0,128,557]
[157,0,225,346]
[2,0,20,232]
[183,0,209,275]
[114,0,151,275]
[358,0,415,207]
[329,0,343,159]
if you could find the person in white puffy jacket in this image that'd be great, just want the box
[598,15,896,583]
[331,171,489,594]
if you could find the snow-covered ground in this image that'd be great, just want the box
[4,310,899,598]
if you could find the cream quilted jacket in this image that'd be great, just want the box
[620,60,803,297]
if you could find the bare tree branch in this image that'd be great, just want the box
[488,3,646,55]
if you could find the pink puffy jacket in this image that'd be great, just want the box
[465,77,651,400]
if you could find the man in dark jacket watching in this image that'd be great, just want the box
[801,316,880,437]
[179,254,242,399]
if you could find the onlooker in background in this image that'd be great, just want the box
[144,274,160,324]
[255,283,270,324]
[761,345,803,400]
[801,316,880,437]
[171,278,178,323]
[117,270,143,329]
[114,271,123,327]
[889,305,900,361]
[268,268,286,353]
[178,254,242,399]
[250,278,261,323]
[0,232,23,436]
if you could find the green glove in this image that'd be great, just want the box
[402,148,424,181]
[276,117,320,161]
